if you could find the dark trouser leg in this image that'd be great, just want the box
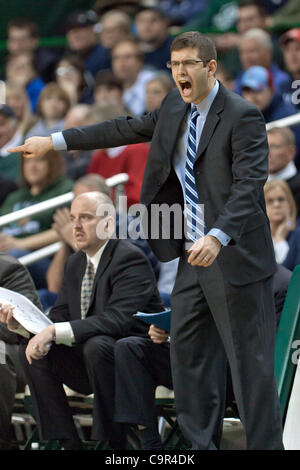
[19,343,92,441]
[170,257,227,450]
[0,343,26,442]
[82,335,125,448]
[114,336,172,427]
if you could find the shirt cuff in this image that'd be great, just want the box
[51,132,67,151]
[207,228,231,246]
[54,322,75,347]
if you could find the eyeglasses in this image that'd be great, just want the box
[265,196,287,205]
[166,59,210,69]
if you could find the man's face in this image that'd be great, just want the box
[171,47,215,104]
[267,132,296,174]
[242,86,273,111]
[66,26,96,51]
[136,10,167,43]
[70,195,105,256]
[112,42,142,83]
[239,37,270,70]
[7,27,37,54]
[283,40,300,76]
[237,6,265,34]
[0,115,16,148]
[101,17,128,49]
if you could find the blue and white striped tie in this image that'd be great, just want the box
[185,107,205,242]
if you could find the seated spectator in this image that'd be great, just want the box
[5,52,45,113]
[280,28,300,111]
[93,70,124,107]
[54,54,94,105]
[114,324,172,450]
[6,17,61,83]
[65,10,111,78]
[145,73,174,112]
[215,62,235,91]
[267,127,300,216]
[111,38,157,116]
[25,83,71,139]
[0,191,164,450]
[264,179,300,269]
[5,82,37,137]
[235,28,290,96]
[0,105,23,182]
[0,150,74,289]
[100,9,132,50]
[241,66,300,162]
[0,253,41,449]
[87,103,149,206]
[134,6,173,72]
[157,0,208,27]
[61,104,93,180]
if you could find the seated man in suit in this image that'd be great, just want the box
[0,253,42,449]
[0,191,164,450]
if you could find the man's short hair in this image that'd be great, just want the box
[170,31,217,62]
[94,70,124,92]
[267,126,296,146]
[7,17,39,37]
[75,174,111,196]
[238,0,267,17]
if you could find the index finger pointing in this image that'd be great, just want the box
[7,145,26,153]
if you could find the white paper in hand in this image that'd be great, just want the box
[0,287,53,334]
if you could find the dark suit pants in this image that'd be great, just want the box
[19,335,124,445]
[170,253,283,450]
[114,336,172,427]
[0,343,26,442]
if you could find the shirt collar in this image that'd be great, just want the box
[193,80,219,117]
[268,161,297,181]
[86,240,109,273]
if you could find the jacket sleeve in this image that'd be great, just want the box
[212,106,269,243]
[62,109,160,151]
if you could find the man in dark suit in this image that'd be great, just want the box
[8,32,283,449]
[0,253,41,449]
[1,192,163,450]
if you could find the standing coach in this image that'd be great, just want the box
[9,31,283,450]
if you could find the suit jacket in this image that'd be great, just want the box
[63,83,276,286]
[49,239,163,343]
[0,253,41,344]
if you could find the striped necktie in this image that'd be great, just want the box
[185,107,205,242]
[81,260,95,319]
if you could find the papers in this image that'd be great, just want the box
[134,309,171,332]
[0,287,53,335]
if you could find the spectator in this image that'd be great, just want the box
[0,105,23,182]
[158,0,208,27]
[61,104,94,181]
[3,191,164,450]
[215,62,235,91]
[241,65,300,163]
[267,127,300,216]
[145,73,174,112]
[0,150,74,289]
[100,10,131,50]
[111,39,157,115]
[264,179,300,268]
[0,253,42,450]
[5,82,37,137]
[65,10,111,78]
[266,0,300,30]
[6,17,60,83]
[5,52,45,113]
[87,102,149,206]
[235,28,290,95]
[25,83,71,139]
[135,6,173,72]
[54,54,94,105]
[93,70,124,107]
[280,28,300,111]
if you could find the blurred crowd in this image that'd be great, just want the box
[0,0,300,301]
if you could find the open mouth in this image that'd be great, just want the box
[179,80,192,97]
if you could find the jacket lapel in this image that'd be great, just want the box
[167,93,189,167]
[195,84,225,162]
